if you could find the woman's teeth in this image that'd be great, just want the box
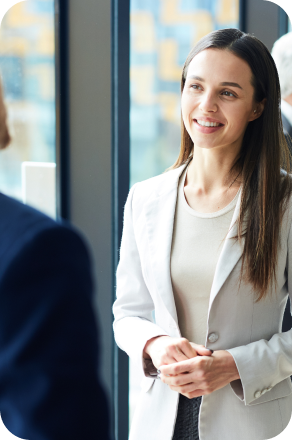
[197,120,221,127]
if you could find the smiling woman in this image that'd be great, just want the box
[113,28,292,440]
[178,48,265,214]
[182,51,263,144]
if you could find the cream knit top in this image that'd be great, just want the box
[170,168,239,346]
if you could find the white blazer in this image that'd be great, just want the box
[113,163,292,440]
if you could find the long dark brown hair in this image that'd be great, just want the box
[171,28,292,301]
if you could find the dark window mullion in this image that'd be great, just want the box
[112,0,130,439]
[55,0,69,220]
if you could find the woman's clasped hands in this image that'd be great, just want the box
[143,336,240,399]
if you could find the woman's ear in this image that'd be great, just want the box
[249,98,267,121]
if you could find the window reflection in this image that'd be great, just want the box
[0,0,55,214]
[129,0,239,428]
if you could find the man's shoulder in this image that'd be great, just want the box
[0,192,52,220]
[0,193,86,262]
[0,193,61,237]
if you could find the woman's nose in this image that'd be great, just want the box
[199,93,218,113]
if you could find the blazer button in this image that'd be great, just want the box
[254,390,262,399]
[208,332,219,343]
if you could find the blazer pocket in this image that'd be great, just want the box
[141,376,155,393]
[248,377,292,406]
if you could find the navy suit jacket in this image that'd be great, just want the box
[0,194,110,439]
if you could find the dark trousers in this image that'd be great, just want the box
[172,394,202,440]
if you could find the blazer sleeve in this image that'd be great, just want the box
[113,185,168,375]
[0,224,111,440]
[226,219,292,406]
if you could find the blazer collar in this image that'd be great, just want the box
[144,163,244,323]
[153,163,189,197]
[144,163,187,325]
[208,188,244,312]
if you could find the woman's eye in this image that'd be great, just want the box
[191,84,202,90]
[222,91,235,97]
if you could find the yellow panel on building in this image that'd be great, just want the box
[1,2,54,57]
[160,0,213,26]
[158,40,182,81]
[216,0,239,25]
[131,12,156,53]
[131,66,156,105]
[157,92,180,124]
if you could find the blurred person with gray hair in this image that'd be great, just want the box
[0,80,111,439]
[272,32,292,142]
[272,33,292,334]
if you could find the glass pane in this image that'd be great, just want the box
[0,0,56,218]
[129,0,239,428]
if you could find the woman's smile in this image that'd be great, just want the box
[193,117,224,134]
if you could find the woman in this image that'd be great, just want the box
[113,28,292,440]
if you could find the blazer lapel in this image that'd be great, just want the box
[144,164,187,323]
[208,188,244,312]
[144,164,244,321]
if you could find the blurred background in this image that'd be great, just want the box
[0,1,291,439]
[0,0,55,214]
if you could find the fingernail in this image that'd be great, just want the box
[157,373,161,379]
[157,369,161,374]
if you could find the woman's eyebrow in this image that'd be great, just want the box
[186,75,243,90]
[187,75,204,81]
[220,81,243,89]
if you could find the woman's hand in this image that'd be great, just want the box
[143,335,213,370]
[159,350,240,398]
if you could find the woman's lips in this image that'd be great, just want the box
[193,119,224,134]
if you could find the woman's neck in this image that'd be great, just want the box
[187,144,241,194]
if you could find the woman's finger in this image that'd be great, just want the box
[190,342,213,356]
[164,338,196,364]
[172,344,192,363]
[161,372,194,387]
[160,356,197,376]
[177,338,198,359]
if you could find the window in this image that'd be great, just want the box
[0,0,56,218]
[129,0,240,427]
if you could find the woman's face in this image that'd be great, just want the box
[181,48,263,152]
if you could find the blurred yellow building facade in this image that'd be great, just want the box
[0,0,55,199]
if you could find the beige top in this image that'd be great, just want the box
[170,168,239,345]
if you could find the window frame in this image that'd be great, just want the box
[112,0,130,439]
[55,0,69,220]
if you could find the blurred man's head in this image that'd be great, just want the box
[272,32,292,105]
[0,80,11,149]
